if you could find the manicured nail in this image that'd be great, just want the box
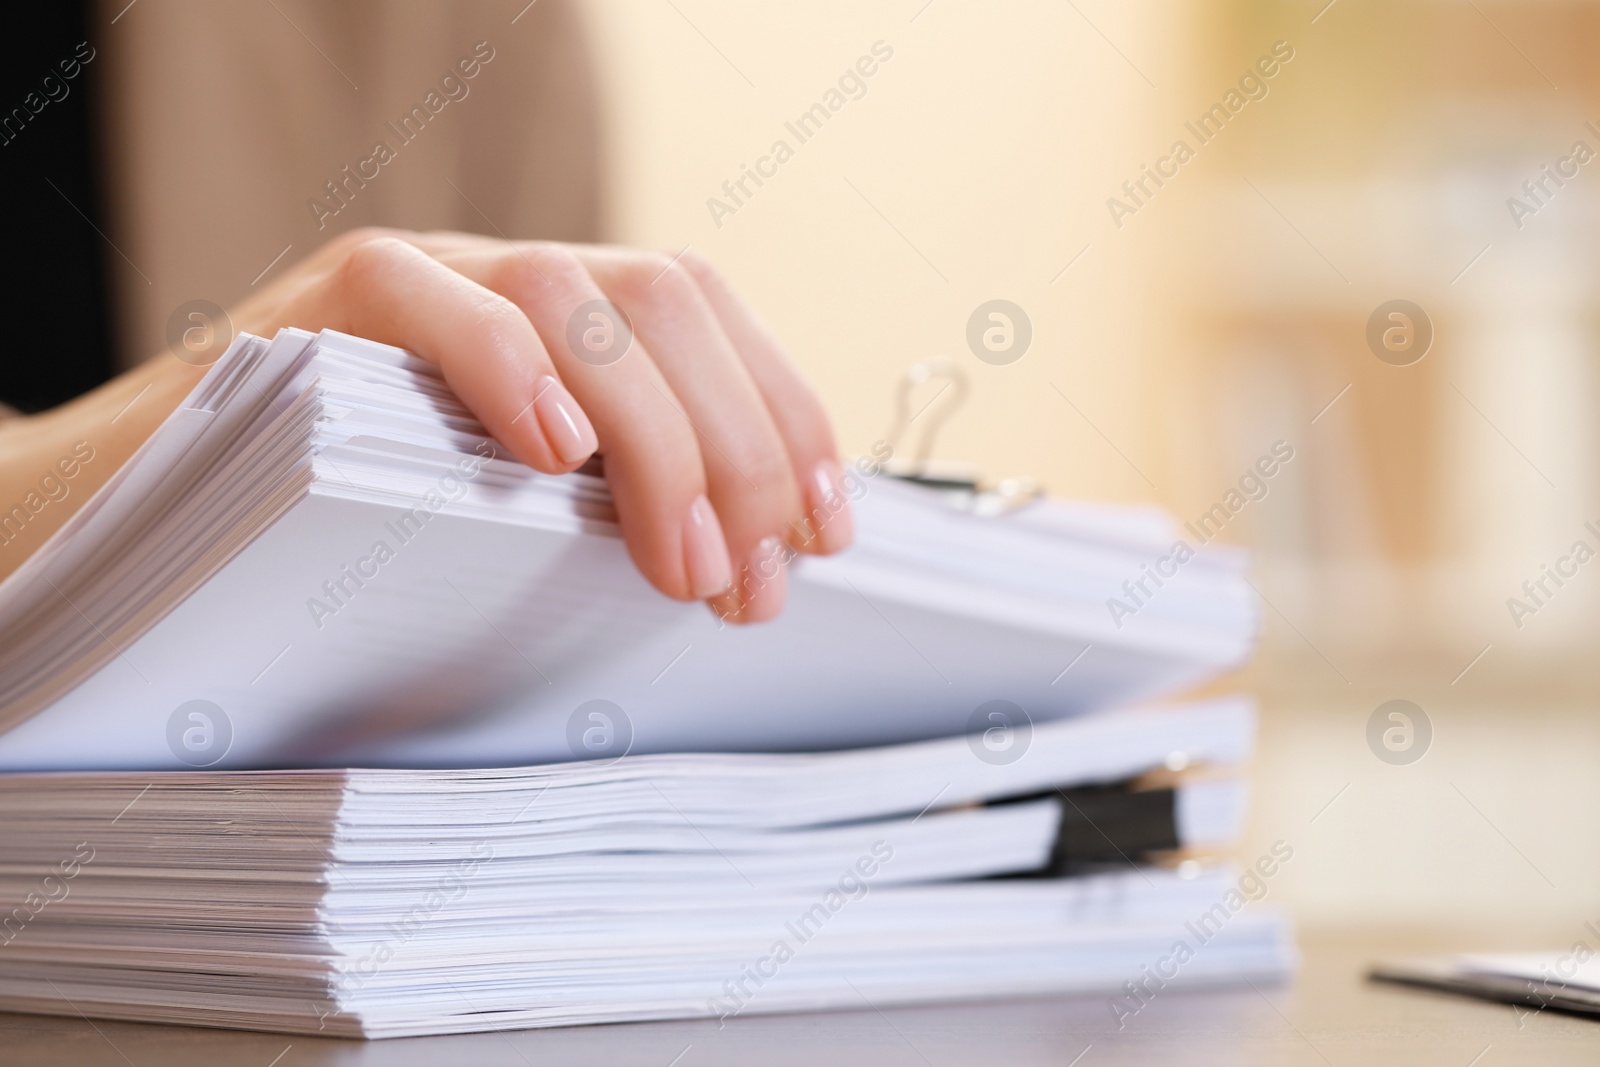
[532,375,598,465]
[733,535,789,623]
[802,459,855,554]
[682,495,734,598]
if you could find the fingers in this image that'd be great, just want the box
[299,237,598,475]
[437,244,735,606]
[675,251,853,557]
[285,231,840,624]
[567,246,809,623]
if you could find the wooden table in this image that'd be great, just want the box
[2,933,1594,1065]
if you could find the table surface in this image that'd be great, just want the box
[2,932,1595,1066]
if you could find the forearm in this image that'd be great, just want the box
[0,356,203,580]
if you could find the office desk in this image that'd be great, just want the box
[1,933,1594,1065]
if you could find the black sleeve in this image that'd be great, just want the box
[0,1,115,413]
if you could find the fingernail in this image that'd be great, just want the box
[532,375,598,465]
[723,535,789,623]
[801,459,855,554]
[682,495,734,599]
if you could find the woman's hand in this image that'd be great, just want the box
[5,230,855,621]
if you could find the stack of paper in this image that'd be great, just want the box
[0,329,1288,1036]
[0,329,1255,770]
[0,701,1286,1036]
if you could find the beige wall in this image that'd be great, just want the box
[584,0,1190,505]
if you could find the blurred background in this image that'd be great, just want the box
[24,0,1600,941]
[581,0,1600,943]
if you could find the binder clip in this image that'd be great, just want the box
[880,360,1043,517]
